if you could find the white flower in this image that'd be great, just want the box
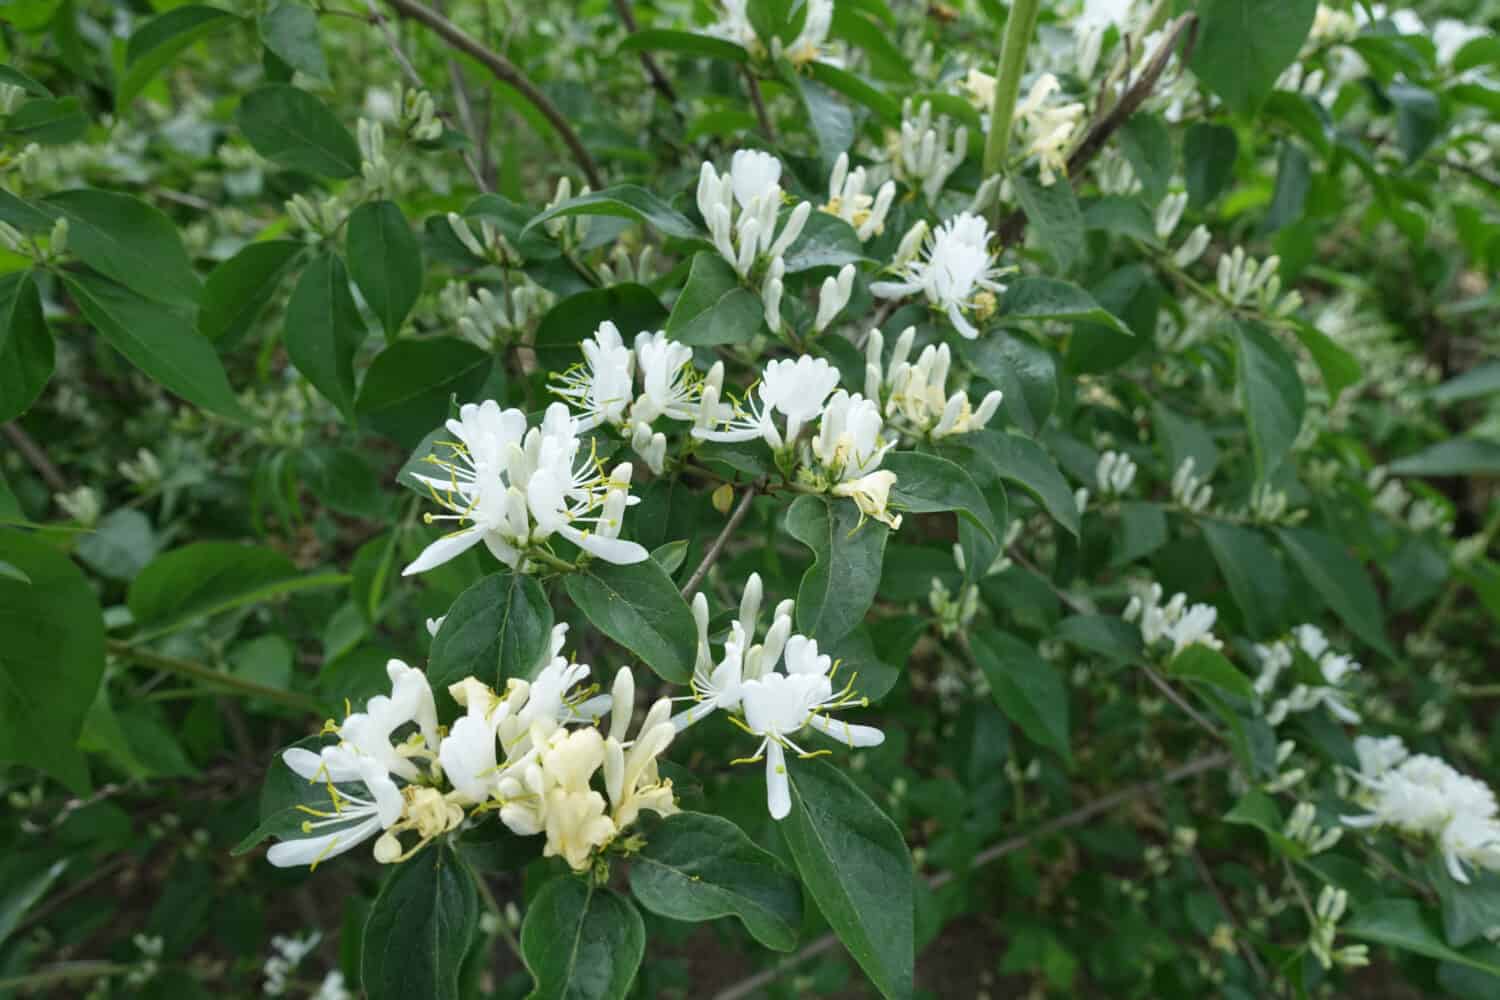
[1012,74,1084,186]
[1095,451,1137,497]
[674,574,795,731]
[868,331,1002,441]
[810,390,895,482]
[705,0,758,51]
[739,635,885,819]
[1170,456,1213,512]
[337,660,439,782]
[781,0,833,66]
[695,354,841,448]
[961,69,996,111]
[872,212,1008,339]
[267,747,404,869]
[602,667,678,831]
[833,470,902,530]
[889,99,968,202]
[814,263,856,333]
[550,321,635,430]
[822,153,895,242]
[405,401,648,575]
[697,153,811,279]
[632,331,698,423]
[1123,583,1223,656]
[537,727,616,871]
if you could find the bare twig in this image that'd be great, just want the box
[998,13,1199,245]
[743,68,776,142]
[383,0,603,187]
[1189,846,1269,984]
[109,639,324,714]
[712,751,1231,1000]
[1142,662,1224,743]
[612,0,681,112]
[681,483,760,598]
[3,421,67,495]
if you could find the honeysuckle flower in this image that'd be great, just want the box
[737,634,885,820]
[632,331,698,424]
[697,153,811,279]
[1095,451,1136,497]
[1170,456,1213,512]
[872,212,1008,339]
[1123,583,1223,657]
[961,69,996,112]
[537,727,616,871]
[602,668,678,831]
[695,354,841,449]
[779,0,832,66]
[822,153,895,242]
[550,321,635,430]
[674,575,796,731]
[833,470,902,530]
[1012,74,1085,186]
[704,0,758,51]
[336,660,439,782]
[267,747,403,869]
[814,263,856,333]
[867,329,1002,441]
[888,99,967,202]
[405,400,648,575]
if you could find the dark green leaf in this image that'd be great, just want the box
[1344,899,1500,977]
[524,185,701,241]
[199,240,302,344]
[563,559,696,684]
[665,252,762,346]
[1200,519,1290,638]
[782,211,866,274]
[783,759,914,1000]
[347,200,422,337]
[1190,0,1318,114]
[1234,319,1304,481]
[969,630,1070,761]
[429,572,554,690]
[118,5,240,111]
[1013,173,1084,272]
[963,430,1080,536]
[1261,141,1310,234]
[362,844,478,1000]
[882,451,996,541]
[46,188,201,307]
[534,284,666,371]
[784,495,889,644]
[0,271,54,422]
[259,1,327,82]
[355,338,490,449]
[1276,527,1393,658]
[1184,122,1239,207]
[1389,438,1500,477]
[795,74,855,172]
[1119,113,1173,203]
[238,84,361,178]
[1291,319,1361,404]
[1054,615,1143,664]
[619,28,748,63]
[127,541,339,634]
[955,331,1056,435]
[0,854,67,948]
[521,879,645,1000]
[3,95,87,143]
[1168,644,1254,700]
[1002,277,1131,336]
[629,811,803,952]
[284,252,367,418]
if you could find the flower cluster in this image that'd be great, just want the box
[551,321,723,473]
[863,326,1003,442]
[695,354,904,528]
[266,635,677,874]
[1123,582,1223,657]
[1344,735,1500,885]
[873,212,1009,339]
[674,574,886,818]
[1253,624,1362,726]
[704,0,834,66]
[886,99,969,203]
[821,152,896,243]
[697,150,809,281]
[404,400,647,576]
[1011,73,1085,186]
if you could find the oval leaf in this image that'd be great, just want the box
[429,571,554,691]
[521,878,645,1000]
[562,559,696,683]
[361,844,478,1000]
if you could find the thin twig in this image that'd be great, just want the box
[681,483,760,598]
[743,68,776,143]
[109,639,324,714]
[1142,662,1224,743]
[1189,846,1269,984]
[612,0,681,111]
[997,13,1198,245]
[712,751,1231,1000]
[3,421,67,494]
[383,0,603,187]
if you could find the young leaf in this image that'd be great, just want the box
[968,630,1071,762]
[629,811,803,952]
[362,844,479,1000]
[284,252,367,418]
[785,495,889,644]
[238,84,361,178]
[118,5,241,111]
[428,571,554,690]
[521,878,645,1000]
[563,559,696,684]
[783,759,914,1000]
[347,200,423,337]
[0,528,106,794]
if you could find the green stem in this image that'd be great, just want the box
[982,0,1043,182]
[109,639,324,714]
[527,547,578,573]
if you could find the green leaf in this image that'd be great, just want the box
[1344,898,1500,977]
[3,95,87,144]
[782,211,866,274]
[785,495,889,645]
[347,200,422,337]
[46,188,201,307]
[533,284,667,371]
[1054,615,1143,664]
[1276,527,1393,658]
[955,332,1056,435]
[259,1,327,82]
[1013,173,1084,272]
[664,252,762,346]
[64,272,246,421]
[362,844,478,1000]
[618,28,748,63]
[795,74,854,172]
[297,446,385,519]
[629,811,803,952]
[882,451,996,541]
[1184,122,1239,207]
[1168,644,1254,700]
[0,65,52,97]
[127,541,340,635]
[1261,141,1310,234]
[1429,362,1500,405]
[1190,0,1318,114]
[1224,788,1304,858]
[783,759,914,1000]
[1111,501,1167,567]
[524,185,701,241]
[806,60,901,124]
[356,338,491,449]
[0,854,67,948]
[1291,319,1361,404]
[284,252,367,418]
[563,559,696,684]
[238,84,361,178]
[963,430,1080,536]
[1002,277,1131,336]
[1389,438,1500,477]
[0,271,54,422]
[1390,82,1441,163]
[1119,113,1173,204]
[969,630,1071,762]
[521,878,645,1000]
[118,5,240,111]
[198,240,302,344]
[429,571,554,691]
[1200,519,1290,639]
[76,508,158,581]
[1234,319,1304,481]
[1431,863,1500,950]
[0,529,104,793]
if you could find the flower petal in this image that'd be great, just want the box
[401,526,486,576]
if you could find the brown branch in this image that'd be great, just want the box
[743,68,776,142]
[382,0,603,188]
[3,421,67,495]
[1189,846,1269,985]
[998,13,1199,246]
[681,483,760,598]
[612,0,681,112]
[712,751,1232,1000]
